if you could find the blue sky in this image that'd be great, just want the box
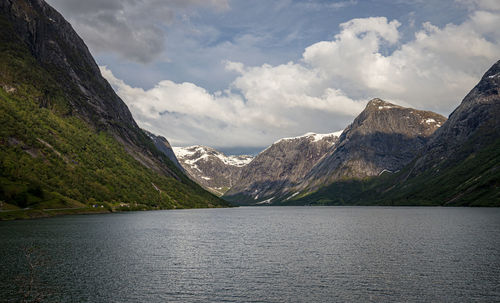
[47,0,500,154]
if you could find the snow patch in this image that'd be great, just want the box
[311,132,339,142]
[173,146,253,167]
[378,105,396,110]
[285,192,300,201]
[421,118,442,127]
[256,197,274,205]
[274,130,343,144]
[172,146,201,158]
[201,176,211,180]
[488,73,499,79]
[216,153,253,167]
[331,130,344,137]
[378,169,393,176]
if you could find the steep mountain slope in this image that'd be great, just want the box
[291,61,500,206]
[173,146,253,196]
[144,130,184,171]
[0,0,229,216]
[224,132,340,205]
[376,60,500,205]
[412,61,500,174]
[298,99,446,191]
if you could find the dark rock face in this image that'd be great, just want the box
[300,99,447,190]
[412,60,500,174]
[143,130,184,171]
[224,133,340,204]
[0,0,136,130]
[374,60,500,205]
[173,146,253,196]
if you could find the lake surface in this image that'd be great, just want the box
[1,207,499,302]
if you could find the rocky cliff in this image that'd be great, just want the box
[173,146,253,196]
[299,99,446,191]
[412,60,500,174]
[1,0,136,134]
[378,60,500,205]
[144,130,184,171]
[224,132,340,204]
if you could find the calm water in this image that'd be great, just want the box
[1,207,499,302]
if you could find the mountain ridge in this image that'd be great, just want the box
[224,131,341,205]
[297,98,447,192]
[173,145,253,196]
[0,0,229,218]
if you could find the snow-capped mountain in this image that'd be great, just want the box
[173,145,253,196]
[224,131,341,204]
[297,98,447,192]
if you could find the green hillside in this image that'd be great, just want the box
[0,14,230,219]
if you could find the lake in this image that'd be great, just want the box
[1,206,499,302]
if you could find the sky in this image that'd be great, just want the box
[46,0,500,155]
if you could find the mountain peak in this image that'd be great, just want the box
[273,131,342,145]
[173,146,253,168]
[473,59,500,97]
[365,98,402,111]
[298,100,447,190]
[413,59,500,174]
[483,59,500,79]
[172,145,253,196]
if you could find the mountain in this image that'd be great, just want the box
[412,62,500,174]
[291,61,500,206]
[224,132,341,205]
[143,130,184,171]
[298,99,447,191]
[173,146,253,196]
[0,0,229,218]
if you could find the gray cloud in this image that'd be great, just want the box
[46,0,229,63]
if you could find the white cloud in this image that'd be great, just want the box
[101,7,500,150]
[101,63,364,148]
[302,14,500,113]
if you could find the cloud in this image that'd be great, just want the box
[101,7,500,150]
[101,65,362,148]
[46,0,229,63]
[302,14,500,113]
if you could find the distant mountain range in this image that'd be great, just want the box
[0,0,229,218]
[172,145,253,196]
[178,62,499,206]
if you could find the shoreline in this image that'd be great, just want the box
[0,204,237,221]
